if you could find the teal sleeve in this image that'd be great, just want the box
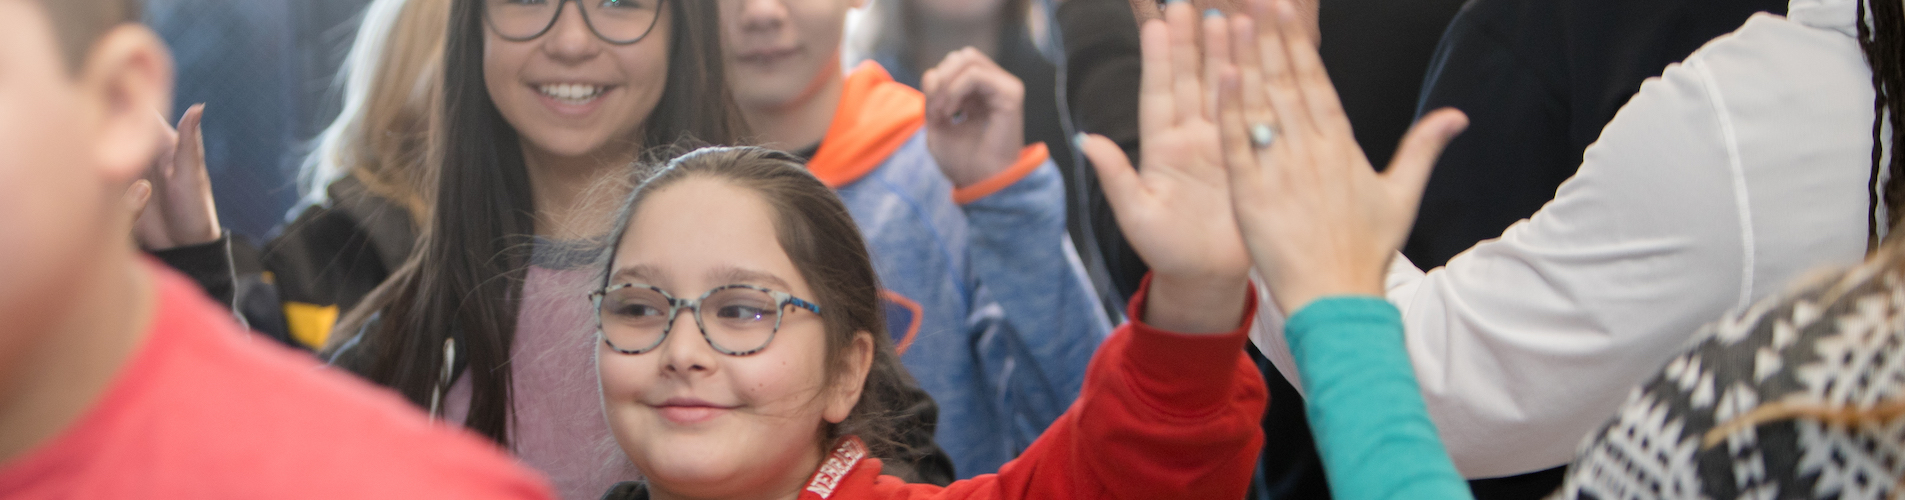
[1286,296,1473,500]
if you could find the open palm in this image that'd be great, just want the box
[1079,4,1252,330]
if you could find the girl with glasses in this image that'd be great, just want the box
[592,145,1262,500]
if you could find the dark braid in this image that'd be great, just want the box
[1859,0,1905,251]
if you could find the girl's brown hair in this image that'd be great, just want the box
[600,146,917,460]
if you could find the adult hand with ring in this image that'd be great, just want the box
[1215,0,1468,314]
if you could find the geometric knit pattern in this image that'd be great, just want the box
[1559,256,1905,499]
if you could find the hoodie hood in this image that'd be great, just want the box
[806,62,926,188]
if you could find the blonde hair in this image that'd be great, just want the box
[299,0,449,224]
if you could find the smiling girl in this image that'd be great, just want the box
[592,144,1262,499]
[325,0,746,497]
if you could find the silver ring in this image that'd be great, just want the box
[1249,123,1279,150]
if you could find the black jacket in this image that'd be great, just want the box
[155,175,420,350]
[1405,0,1789,269]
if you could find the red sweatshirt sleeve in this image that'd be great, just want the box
[912,276,1266,500]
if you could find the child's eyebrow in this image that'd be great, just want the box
[609,264,664,286]
[709,266,793,291]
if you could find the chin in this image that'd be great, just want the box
[636,448,752,497]
[522,127,616,159]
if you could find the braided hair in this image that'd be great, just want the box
[1858,0,1905,251]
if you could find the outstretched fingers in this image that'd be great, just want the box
[1246,0,1313,159]
[1270,0,1353,141]
[1381,108,1469,213]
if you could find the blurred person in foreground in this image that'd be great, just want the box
[0,0,552,497]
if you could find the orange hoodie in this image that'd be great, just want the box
[807,62,1049,204]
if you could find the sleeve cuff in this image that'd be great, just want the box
[952,143,1050,205]
[1121,273,1260,416]
[1284,295,1400,351]
[148,231,236,308]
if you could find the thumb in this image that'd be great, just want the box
[1077,133,1142,210]
[1380,108,1467,205]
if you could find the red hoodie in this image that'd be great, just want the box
[603,278,1265,500]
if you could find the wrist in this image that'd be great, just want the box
[944,152,1019,188]
[1142,273,1250,334]
[1271,275,1384,317]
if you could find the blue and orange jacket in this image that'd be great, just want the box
[806,62,1116,478]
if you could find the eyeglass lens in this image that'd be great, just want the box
[598,286,782,354]
[486,0,663,44]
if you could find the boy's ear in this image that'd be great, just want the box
[823,331,876,424]
[78,24,174,184]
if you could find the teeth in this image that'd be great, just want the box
[538,83,604,104]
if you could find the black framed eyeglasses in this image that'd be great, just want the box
[485,0,668,45]
[591,283,824,356]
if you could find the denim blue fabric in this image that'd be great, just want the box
[834,131,1114,478]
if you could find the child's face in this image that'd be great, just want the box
[0,1,165,355]
[484,0,672,162]
[599,177,865,497]
[720,0,859,117]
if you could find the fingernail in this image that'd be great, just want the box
[1072,133,1089,152]
[1205,8,1224,18]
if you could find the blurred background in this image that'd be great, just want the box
[147,0,1465,243]
[147,0,374,240]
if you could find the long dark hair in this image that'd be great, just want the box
[1860,0,1905,251]
[329,0,747,448]
[600,147,917,461]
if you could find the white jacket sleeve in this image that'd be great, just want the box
[1252,11,1876,478]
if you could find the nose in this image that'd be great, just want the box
[733,0,789,33]
[659,308,717,375]
[542,0,603,63]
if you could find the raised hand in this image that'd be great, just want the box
[1216,0,1467,313]
[923,48,1027,188]
[1078,4,1250,334]
[133,104,223,250]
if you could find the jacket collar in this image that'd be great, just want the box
[601,437,878,500]
[799,437,873,499]
[805,62,926,189]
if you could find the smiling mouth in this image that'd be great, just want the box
[537,83,608,105]
[657,405,733,425]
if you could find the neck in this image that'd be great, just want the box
[745,57,847,151]
[522,141,639,240]
[0,245,154,462]
[911,14,1002,70]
